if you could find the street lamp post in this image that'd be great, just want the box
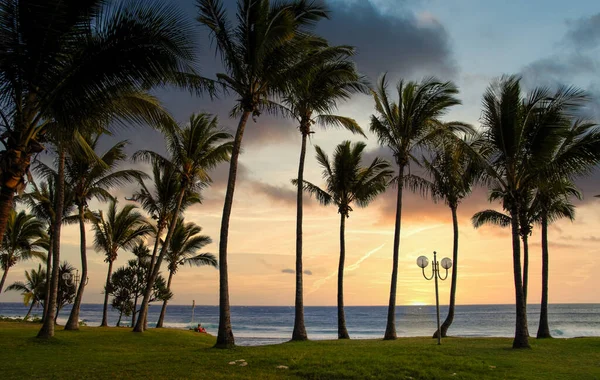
[416,251,453,345]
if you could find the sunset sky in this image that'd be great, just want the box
[3,0,600,307]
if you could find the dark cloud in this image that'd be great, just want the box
[317,1,457,81]
[281,268,295,274]
[564,13,600,51]
[303,270,313,275]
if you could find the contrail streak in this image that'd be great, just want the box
[308,243,386,295]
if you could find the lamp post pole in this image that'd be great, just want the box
[417,251,453,345]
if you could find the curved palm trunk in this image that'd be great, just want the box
[437,204,459,338]
[0,267,9,294]
[101,259,115,327]
[292,131,309,341]
[537,211,551,338]
[509,206,530,349]
[338,213,350,339]
[24,301,35,321]
[156,270,174,328]
[134,189,186,332]
[42,238,52,324]
[132,294,139,327]
[65,206,88,330]
[38,147,66,338]
[216,110,251,348]
[384,164,405,340]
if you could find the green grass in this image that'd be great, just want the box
[2,322,599,379]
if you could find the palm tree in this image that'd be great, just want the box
[0,210,47,293]
[133,113,232,333]
[475,75,600,348]
[18,176,76,323]
[156,218,217,328]
[369,75,465,340]
[92,200,153,327]
[406,137,478,338]
[196,0,329,348]
[534,181,580,338]
[5,264,47,321]
[61,135,146,330]
[128,160,200,329]
[0,0,207,249]
[280,46,368,340]
[296,141,392,339]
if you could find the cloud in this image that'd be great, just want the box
[281,268,313,275]
[564,13,600,51]
[318,1,457,81]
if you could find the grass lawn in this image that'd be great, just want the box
[1,322,599,379]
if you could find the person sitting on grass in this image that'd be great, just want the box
[196,323,206,333]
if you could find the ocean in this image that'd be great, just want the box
[1,303,598,346]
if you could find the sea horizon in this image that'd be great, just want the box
[2,302,598,346]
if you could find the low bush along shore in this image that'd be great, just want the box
[1,322,599,379]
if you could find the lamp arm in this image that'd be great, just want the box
[438,268,449,281]
[422,266,435,281]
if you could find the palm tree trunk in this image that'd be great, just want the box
[338,212,350,339]
[116,311,122,327]
[292,130,309,341]
[509,206,530,349]
[65,205,88,330]
[384,164,405,340]
[134,189,186,333]
[0,267,8,294]
[142,225,164,329]
[537,211,551,338]
[0,184,15,246]
[216,110,251,348]
[24,301,35,321]
[101,259,114,327]
[156,270,174,328]
[42,233,52,324]
[522,233,530,337]
[437,204,459,338]
[38,146,66,339]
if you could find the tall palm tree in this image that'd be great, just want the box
[475,75,600,348]
[5,264,46,321]
[534,181,580,338]
[405,136,478,338]
[61,135,146,330]
[369,75,465,340]
[156,218,217,328]
[196,0,329,348]
[296,141,392,339]
[533,118,600,338]
[0,0,207,249]
[92,200,153,327]
[133,113,232,333]
[19,176,76,323]
[280,46,368,340]
[0,210,47,293]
